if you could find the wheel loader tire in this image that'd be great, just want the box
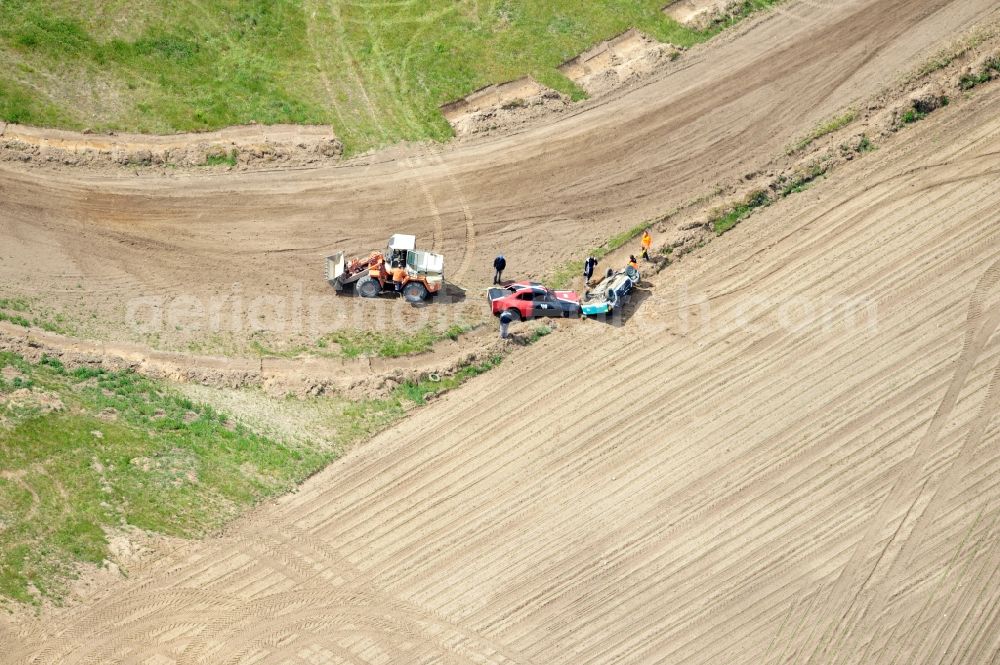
[357,275,381,298]
[402,282,429,303]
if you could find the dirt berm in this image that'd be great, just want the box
[0,320,508,399]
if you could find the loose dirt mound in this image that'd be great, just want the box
[0,122,343,171]
[664,0,741,30]
[440,77,571,137]
[5,82,1000,663]
[559,29,682,96]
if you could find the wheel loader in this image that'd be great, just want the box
[326,234,444,303]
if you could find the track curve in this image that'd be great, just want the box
[1,0,996,343]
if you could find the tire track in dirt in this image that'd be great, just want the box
[6,5,1000,665]
[849,289,1000,664]
[9,96,1000,665]
[800,258,1000,665]
[4,0,996,346]
[303,0,348,129]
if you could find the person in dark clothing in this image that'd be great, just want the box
[499,310,513,339]
[493,255,507,284]
[583,256,598,284]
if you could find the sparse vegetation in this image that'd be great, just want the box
[0,312,32,328]
[839,133,875,158]
[394,353,503,405]
[959,57,999,90]
[901,107,927,124]
[779,161,828,197]
[527,324,553,344]
[550,223,650,288]
[711,189,771,235]
[0,0,785,154]
[204,149,238,167]
[789,109,857,154]
[911,26,999,80]
[0,299,30,313]
[0,297,74,335]
[250,324,475,360]
[959,71,992,89]
[321,324,471,359]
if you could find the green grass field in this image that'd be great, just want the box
[0,0,780,154]
[0,345,518,604]
[0,352,333,604]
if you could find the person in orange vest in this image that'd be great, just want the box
[640,229,652,261]
[628,255,639,270]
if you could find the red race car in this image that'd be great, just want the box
[487,281,581,320]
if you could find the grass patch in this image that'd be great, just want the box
[911,25,999,80]
[250,324,475,360]
[789,109,857,154]
[321,324,470,359]
[0,298,30,313]
[0,312,32,328]
[527,324,553,344]
[203,149,238,167]
[779,161,828,197]
[0,351,329,604]
[0,77,71,126]
[959,58,998,90]
[0,0,784,155]
[711,189,770,235]
[0,297,74,335]
[959,71,992,90]
[901,108,927,124]
[393,354,502,405]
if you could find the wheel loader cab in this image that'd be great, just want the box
[387,234,416,264]
[389,249,408,269]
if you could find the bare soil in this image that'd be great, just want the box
[560,29,683,96]
[441,77,572,138]
[2,1,1000,662]
[0,122,342,171]
[2,0,995,354]
[5,77,1000,664]
[665,0,741,30]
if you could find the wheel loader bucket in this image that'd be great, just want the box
[326,252,346,289]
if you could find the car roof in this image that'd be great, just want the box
[509,281,549,292]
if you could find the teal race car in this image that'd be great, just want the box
[581,265,640,317]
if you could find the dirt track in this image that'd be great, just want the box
[5,74,1000,664]
[2,0,997,347]
[3,0,1000,663]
